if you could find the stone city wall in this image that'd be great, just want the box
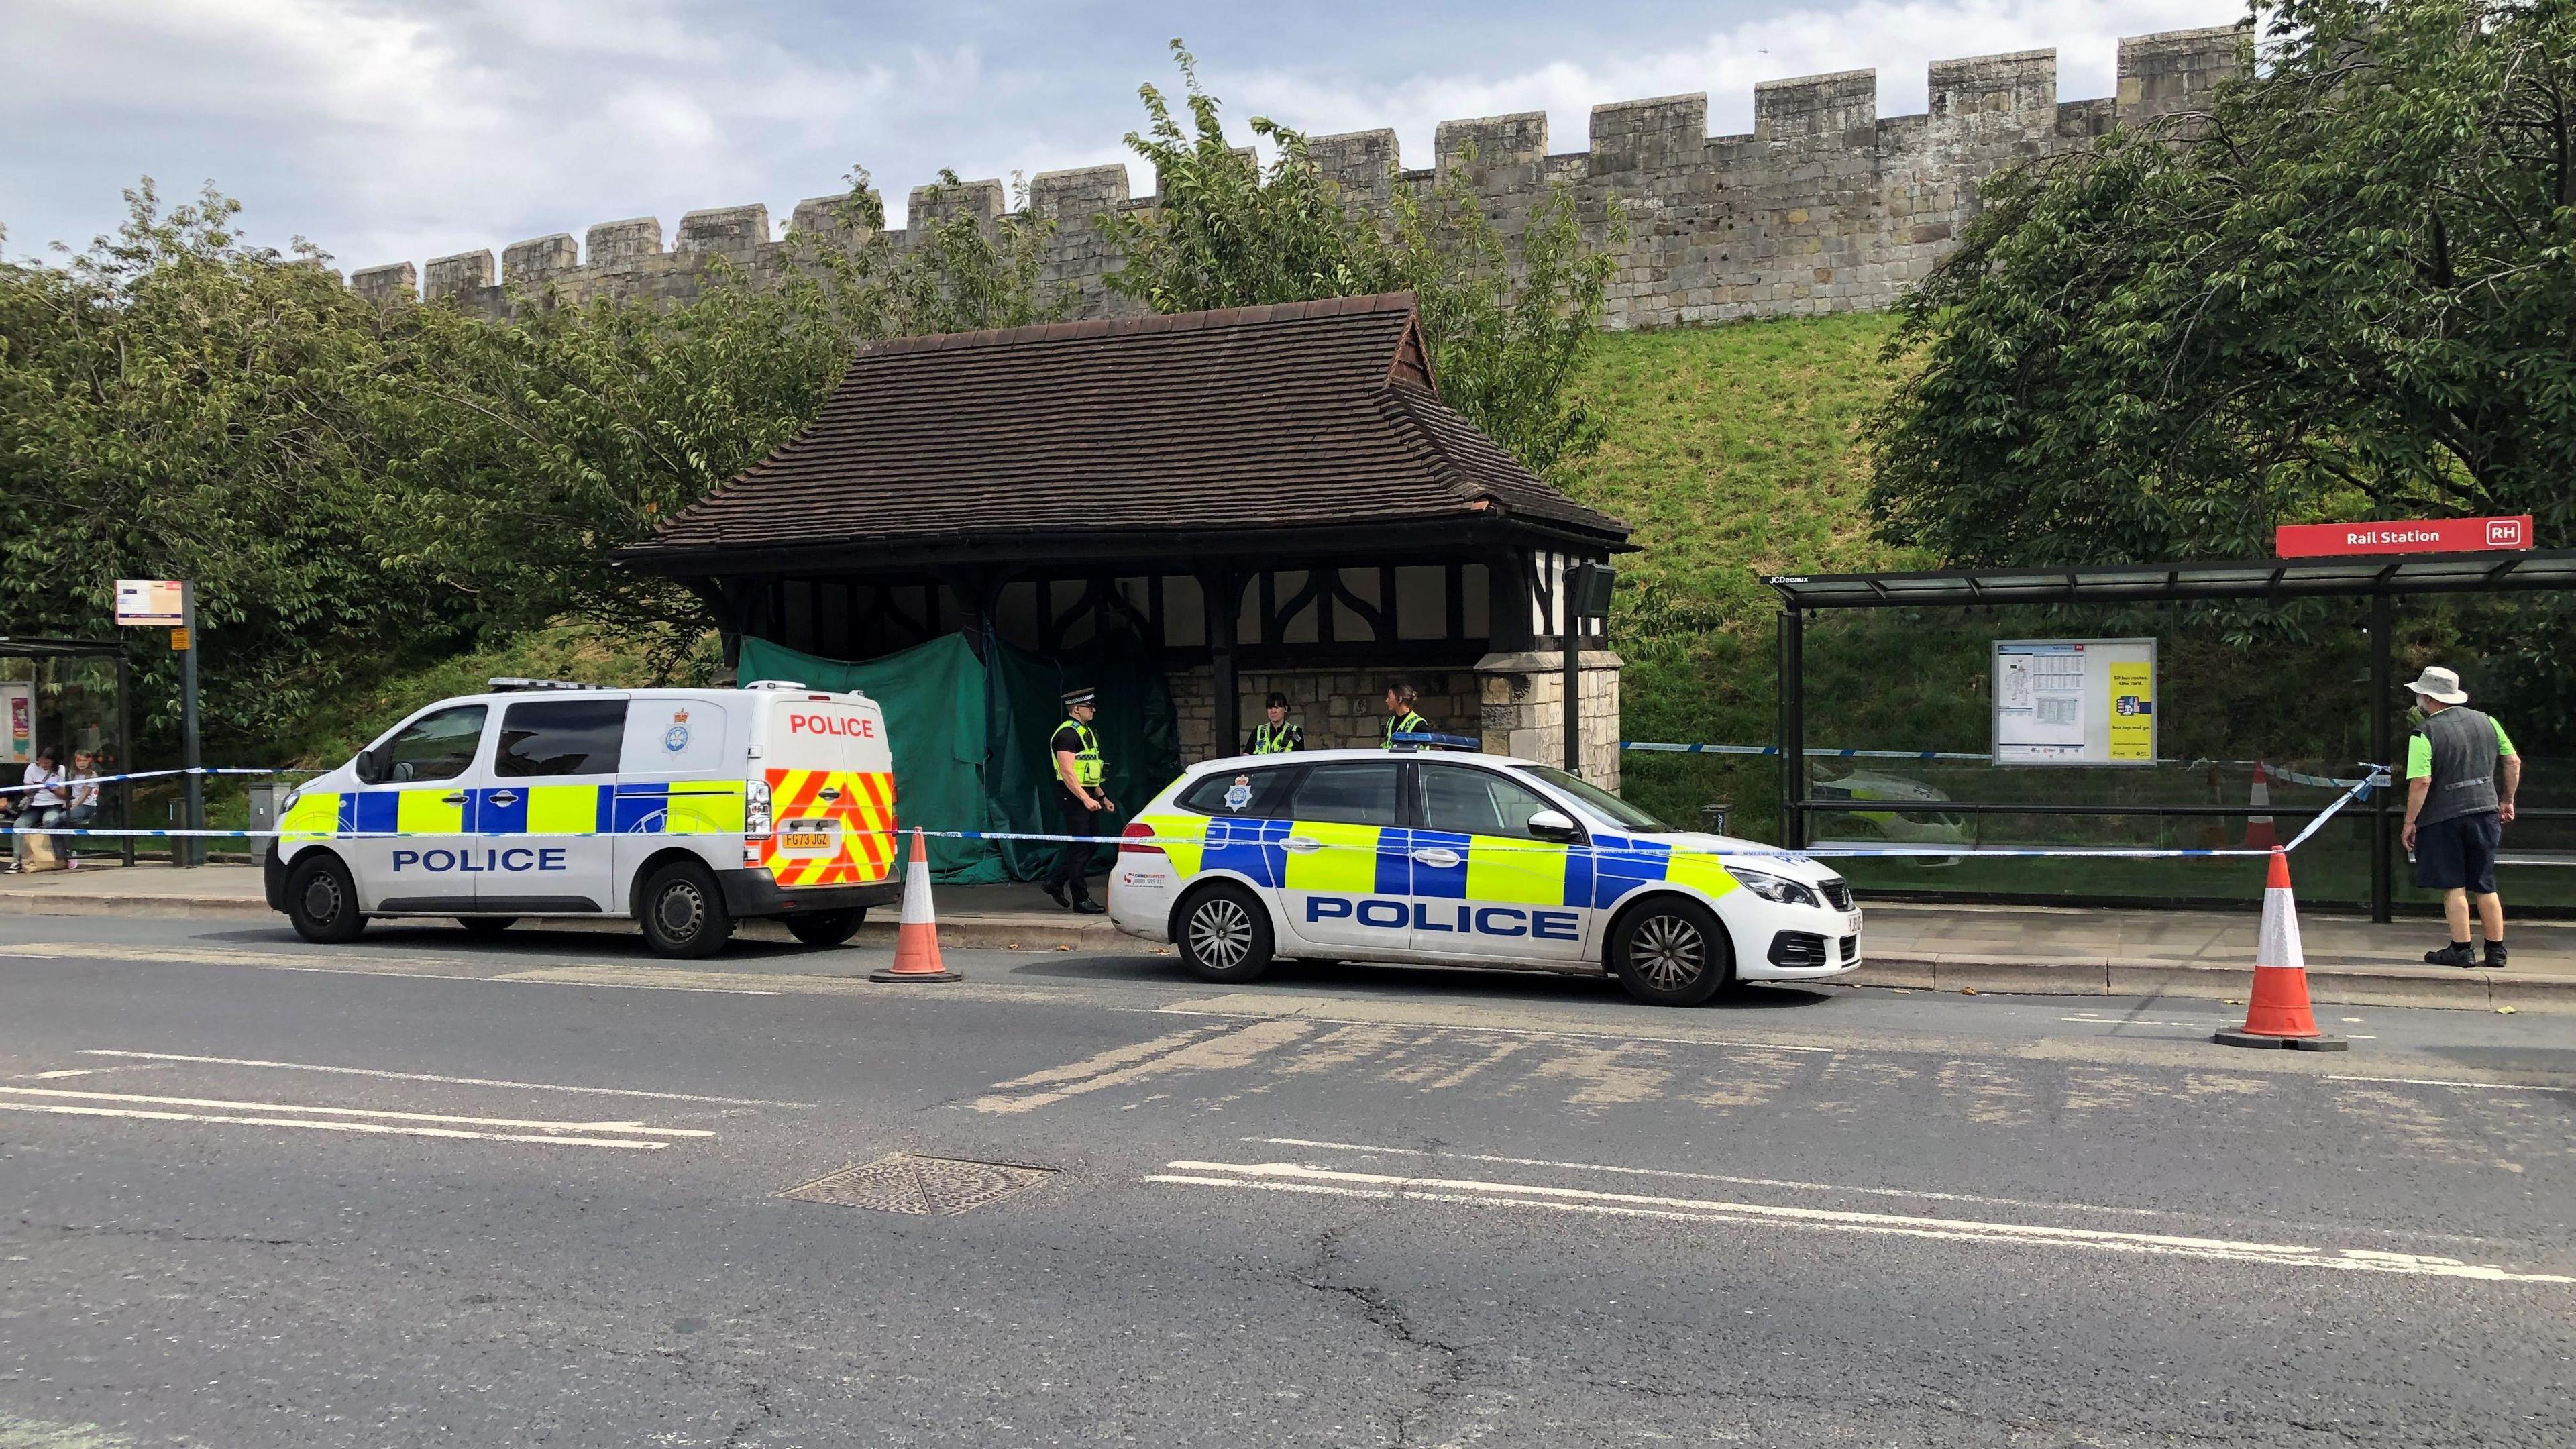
[345,25,2247,330]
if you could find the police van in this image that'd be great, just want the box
[1110,749,1860,1006]
[266,679,901,957]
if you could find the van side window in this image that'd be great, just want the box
[378,706,487,783]
[1286,763,1402,827]
[1177,767,1299,818]
[496,699,630,779]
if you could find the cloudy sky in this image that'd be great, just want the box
[4,0,2241,275]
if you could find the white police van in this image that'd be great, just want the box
[266,679,901,957]
[1110,749,1860,1006]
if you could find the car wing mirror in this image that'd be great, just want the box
[353,746,380,784]
[1527,809,1578,841]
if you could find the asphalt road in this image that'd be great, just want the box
[1,912,2570,1448]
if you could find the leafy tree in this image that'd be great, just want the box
[0,182,475,751]
[1870,0,2575,566]
[1101,42,1629,476]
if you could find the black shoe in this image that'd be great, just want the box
[2424,941,2478,969]
[2483,941,2508,969]
[1072,898,1106,914]
[1041,882,1069,909]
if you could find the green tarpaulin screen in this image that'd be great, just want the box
[735,631,1181,884]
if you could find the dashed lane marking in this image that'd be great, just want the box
[1150,1161,2576,1284]
[74,1050,811,1107]
[0,1086,716,1136]
[0,1100,679,1150]
[1243,1137,2172,1217]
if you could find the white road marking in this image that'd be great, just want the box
[1244,1138,2170,1217]
[2330,1075,2573,1094]
[1153,1161,2575,1284]
[1155,1006,1834,1053]
[0,1086,715,1136]
[74,1050,810,1107]
[0,1099,672,1149]
[2061,1015,2212,1028]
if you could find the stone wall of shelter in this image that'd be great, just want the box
[343,25,2247,330]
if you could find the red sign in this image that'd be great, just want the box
[2276,515,2533,558]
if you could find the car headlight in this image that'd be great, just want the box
[745,780,772,837]
[1726,867,1821,908]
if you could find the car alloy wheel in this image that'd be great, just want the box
[1629,912,1707,991]
[656,881,706,941]
[1189,896,1256,973]
[301,872,344,927]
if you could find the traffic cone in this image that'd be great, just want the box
[869,828,961,983]
[2215,851,2345,1051]
[2243,761,2279,849]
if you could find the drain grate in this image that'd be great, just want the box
[782,1152,1055,1215]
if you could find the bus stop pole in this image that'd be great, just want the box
[115,649,136,868]
[179,584,202,868]
[1779,606,1805,848]
[2369,591,2393,923]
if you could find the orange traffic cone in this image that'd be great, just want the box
[2215,851,2345,1051]
[869,828,961,983]
[2243,761,2279,849]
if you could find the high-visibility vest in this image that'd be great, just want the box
[1059,719,1105,786]
[1251,720,1301,754]
[1383,710,1429,749]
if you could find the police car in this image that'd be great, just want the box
[266,679,902,957]
[1110,749,1860,1005]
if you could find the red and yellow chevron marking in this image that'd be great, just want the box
[753,768,897,888]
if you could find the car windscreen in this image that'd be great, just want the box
[1518,764,1672,833]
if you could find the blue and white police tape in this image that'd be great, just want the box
[28,765,2387,863]
[1622,742,2367,790]
[1,765,322,796]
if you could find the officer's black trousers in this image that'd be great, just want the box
[1046,800,1104,897]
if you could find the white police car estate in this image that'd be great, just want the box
[1109,749,1860,1006]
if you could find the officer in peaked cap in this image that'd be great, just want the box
[1043,687,1114,912]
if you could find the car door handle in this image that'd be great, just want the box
[486,791,519,807]
[817,786,842,802]
[1410,847,1462,869]
[441,792,468,806]
[1281,836,1321,853]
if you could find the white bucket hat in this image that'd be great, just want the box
[2405,665,2468,704]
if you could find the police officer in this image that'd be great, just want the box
[1381,680,1430,750]
[2399,665,2522,968]
[1044,687,1114,913]
[1245,692,1303,755]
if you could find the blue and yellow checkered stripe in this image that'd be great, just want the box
[1140,820,1735,908]
[284,781,746,838]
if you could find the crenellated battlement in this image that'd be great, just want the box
[343,24,2248,328]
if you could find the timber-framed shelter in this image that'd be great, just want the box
[621,292,1633,766]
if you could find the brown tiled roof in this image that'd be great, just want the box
[630,293,1627,559]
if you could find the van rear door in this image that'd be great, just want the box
[755,692,897,891]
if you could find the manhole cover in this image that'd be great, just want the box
[782,1152,1055,1215]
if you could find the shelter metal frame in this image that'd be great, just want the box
[1766,551,2576,920]
[0,635,136,867]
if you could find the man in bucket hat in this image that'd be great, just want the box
[2399,665,2522,968]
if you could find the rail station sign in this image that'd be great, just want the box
[2275,515,2532,558]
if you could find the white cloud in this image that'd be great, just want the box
[2,0,2243,274]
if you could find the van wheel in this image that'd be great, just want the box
[1176,883,1273,983]
[1609,896,1730,1006]
[638,861,734,959]
[285,855,366,945]
[457,916,517,937]
[785,908,865,948]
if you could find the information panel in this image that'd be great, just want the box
[1992,638,2156,766]
[2,681,31,765]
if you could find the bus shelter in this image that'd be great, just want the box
[1767,551,2576,921]
[0,635,136,867]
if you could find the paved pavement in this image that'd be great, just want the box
[1,910,2571,1446]
[8,861,2571,1010]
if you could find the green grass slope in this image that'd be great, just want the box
[1556,313,1922,831]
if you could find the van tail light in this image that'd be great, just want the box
[1119,822,1164,856]
[745,780,773,837]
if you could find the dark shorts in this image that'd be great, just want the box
[2414,812,2502,894]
